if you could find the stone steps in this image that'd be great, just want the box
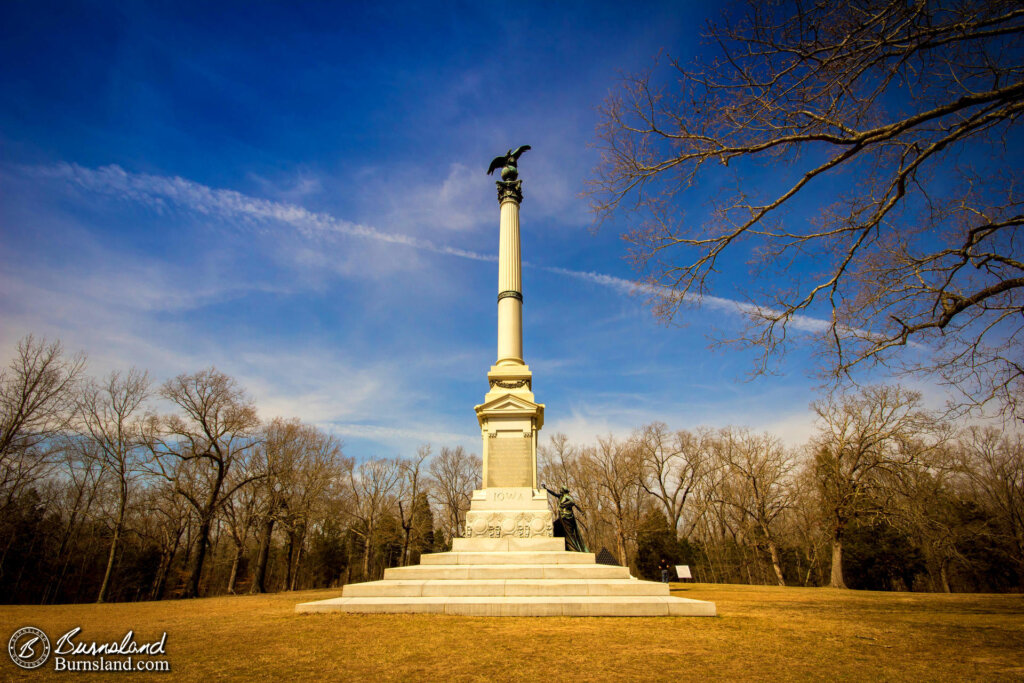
[342,578,669,598]
[383,563,632,581]
[420,551,596,565]
[296,595,716,617]
[295,534,716,617]
[451,536,564,552]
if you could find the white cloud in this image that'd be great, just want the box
[327,423,478,453]
[30,163,497,263]
[542,266,836,334]
[27,162,853,337]
[372,163,494,234]
[245,169,324,203]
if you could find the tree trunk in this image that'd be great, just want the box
[767,538,786,587]
[362,524,373,580]
[98,494,127,603]
[97,525,121,603]
[289,541,303,591]
[284,531,296,591]
[614,523,628,569]
[250,516,274,594]
[151,552,170,600]
[150,530,180,600]
[939,559,952,593]
[830,538,846,588]
[803,545,817,586]
[185,515,212,598]
[227,543,242,594]
[185,465,226,599]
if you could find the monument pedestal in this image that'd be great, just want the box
[464,488,554,540]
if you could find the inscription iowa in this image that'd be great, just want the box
[486,436,532,487]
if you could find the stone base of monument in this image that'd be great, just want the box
[295,537,716,617]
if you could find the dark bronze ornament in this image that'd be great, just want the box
[488,145,530,203]
[487,145,531,181]
[489,378,530,389]
[496,179,523,203]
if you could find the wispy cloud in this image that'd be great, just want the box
[328,423,477,449]
[542,266,836,334]
[354,162,495,235]
[31,163,496,263]
[29,162,846,334]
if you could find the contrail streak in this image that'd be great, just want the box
[34,162,841,334]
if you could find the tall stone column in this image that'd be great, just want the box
[465,151,551,544]
[496,190,523,366]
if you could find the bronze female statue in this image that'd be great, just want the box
[542,484,589,553]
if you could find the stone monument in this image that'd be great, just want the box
[465,145,552,545]
[296,148,716,616]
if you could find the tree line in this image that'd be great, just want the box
[0,336,479,604]
[539,390,1022,593]
[2,335,1021,604]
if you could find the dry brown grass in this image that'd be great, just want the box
[2,583,1023,681]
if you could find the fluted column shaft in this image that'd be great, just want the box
[496,197,523,365]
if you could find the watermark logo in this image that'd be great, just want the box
[7,626,170,673]
[8,626,51,670]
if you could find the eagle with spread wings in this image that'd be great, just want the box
[487,145,531,181]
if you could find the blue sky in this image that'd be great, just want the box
[0,1,892,457]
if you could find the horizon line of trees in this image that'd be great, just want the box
[1,334,1021,604]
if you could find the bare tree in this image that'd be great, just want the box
[582,435,644,566]
[957,426,1024,581]
[222,471,259,594]
[278,420,343,590]
[539,433,577,490]
[248,423,286,595]
[811,385,939,587]
[786,462,830,587]
[0,335,85,513]
[344,457,402,580]
[539,434,617,554]
[148,368,261,598]
[590,1,1024,418]
[40,440,106,603]
[77,368,151,602]
[245,418,347,594]
[633,423,711,536]
[711,427,793,586]
[397,445,431,566]
[890,442,980,593]
[427,446,480,543]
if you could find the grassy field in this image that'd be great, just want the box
[1,583,1022,681]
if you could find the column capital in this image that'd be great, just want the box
[496,179,523,204]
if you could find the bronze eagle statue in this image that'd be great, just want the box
[487,145,531,181]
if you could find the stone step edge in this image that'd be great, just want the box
[386,563,621,570]
[296,595,717,617]
[348,578,649,584]
[421,552,596,565]
[383,566,633,580]
[342,578,670,597]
